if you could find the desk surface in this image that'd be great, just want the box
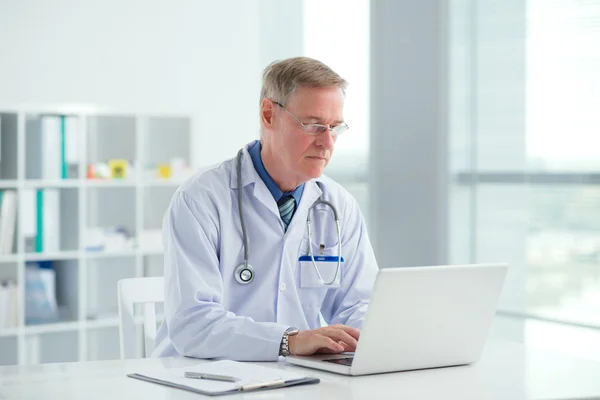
[1,340,600,400]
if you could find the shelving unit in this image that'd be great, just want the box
[0,108,191,365]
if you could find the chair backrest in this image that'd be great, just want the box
[117,276,164,359]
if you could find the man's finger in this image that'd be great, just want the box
[315,335,344,353]
[334,325,361,340]
[326,330,358,350]
[338,340,354,352]
[320,327,359,349]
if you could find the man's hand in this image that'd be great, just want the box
[287,324,360,356]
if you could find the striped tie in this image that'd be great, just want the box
[278,195,296,230]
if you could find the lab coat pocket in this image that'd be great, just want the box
[299,256,342,288]
[296,238,342,311]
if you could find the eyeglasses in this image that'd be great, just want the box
[273,101,349,137]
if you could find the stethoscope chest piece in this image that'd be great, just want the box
[235,263,255,284]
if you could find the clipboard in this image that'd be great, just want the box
[128,360,320,396]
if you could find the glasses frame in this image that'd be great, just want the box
[272,100,349,137]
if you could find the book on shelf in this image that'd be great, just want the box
[27,115,79,181]
[21,189,61,253]
[37,189,61,253]
[63,116,79,179]
[0,114,2,166]
[0,279,19,331]
[0,190,17,255]
[41,116,62,180]
[25,262,58,325]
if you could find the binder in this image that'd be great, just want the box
[35,189,61,253]
[21,189,37,253]
[0,280,18,330]
[25,115,62,180]
[42,189,61,253]
[25,262,58,324]
[128,359,319,396]
[0,190,17,255]
[6,280,18,328]
[0,282,7,330]
[62,116,79,179]
[41,116,62,180]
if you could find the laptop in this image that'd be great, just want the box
[285,263,508,376]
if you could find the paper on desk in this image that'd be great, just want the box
[131,360,311,395]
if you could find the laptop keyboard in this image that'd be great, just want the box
[323,357,354,366]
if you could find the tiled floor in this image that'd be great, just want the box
[490,314,600,362]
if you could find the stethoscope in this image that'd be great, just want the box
[234,148,342,286]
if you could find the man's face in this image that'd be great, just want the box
[265,86,345,184]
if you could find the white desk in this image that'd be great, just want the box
[1,341,600,400]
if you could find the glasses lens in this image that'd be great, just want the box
[331,125,349,136]
[304,124,328,135]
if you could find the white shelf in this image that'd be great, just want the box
[12,179,188,189]
[85,249,138,259]
[0,322,79,337]
[0,180,19,188]
[23,180,80,189]
[2,319,120,337]
[141,248,164,256]
[18,249,163,261]
[1,313,167,337]
[144,179,187,187]
[23,321,80,335]
[24,251,80,262]
[84,180,137,188]
[85,316,120,330]
[0,109,190,366]
[86,249,165,258]
[0,254,20,263]
[85,179,188,188]
[86,313,165,330]
[0,327,20,338]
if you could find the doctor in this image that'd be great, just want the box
[153,57,378,361]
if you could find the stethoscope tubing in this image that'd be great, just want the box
[235,148,342,286]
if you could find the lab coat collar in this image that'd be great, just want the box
[229,144,261,190]
[229,142,326,191]
[230,142,325,225]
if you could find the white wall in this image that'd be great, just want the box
[0,0,303,169]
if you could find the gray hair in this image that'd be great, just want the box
[260,56,348,106]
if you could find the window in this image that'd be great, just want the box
[303,0,371,222]
[450,0,600,327]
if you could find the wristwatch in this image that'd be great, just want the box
[279,327,299,357]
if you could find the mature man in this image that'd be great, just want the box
[153,57,378,361]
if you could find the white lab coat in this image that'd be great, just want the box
[153,142,378,361]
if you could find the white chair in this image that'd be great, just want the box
[117,276,164,359]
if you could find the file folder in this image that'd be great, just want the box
[128,359,319,396]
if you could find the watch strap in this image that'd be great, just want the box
[279,327,299,356]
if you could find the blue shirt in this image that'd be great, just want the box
[248,140,304,205]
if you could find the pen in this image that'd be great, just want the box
[184,371,238,382]
[241,379,286,391]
